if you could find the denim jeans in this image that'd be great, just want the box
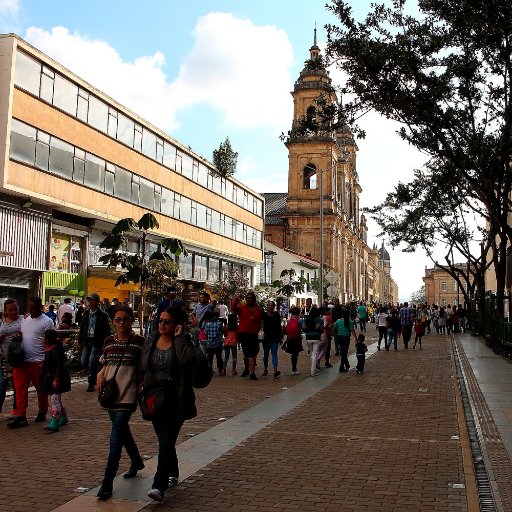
[339,335,351,370]
[387,329,398,350]
[103,409,141,485]
[359,318,367,332]
[81,341,100,388]
[262,342,279,369]
[151,416,184,492]
[223,346,237,370]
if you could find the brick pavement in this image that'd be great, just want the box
[0,331,478,511]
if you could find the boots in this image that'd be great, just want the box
[45,416,59,432]
[59,414,69,426]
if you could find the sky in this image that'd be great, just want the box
[1,0,434,301]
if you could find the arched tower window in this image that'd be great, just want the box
[306,106,316,122]
[303,164,317,189]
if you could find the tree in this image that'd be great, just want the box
[410,285,426,305]
[210,267,249,305]
[99,213,185,334]
[272,269,309,306]
[144,259,181,306]
[212,137,238,178]
[325,0,512,316]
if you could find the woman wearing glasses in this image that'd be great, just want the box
[95,305,145,501]
[140,307,197,502]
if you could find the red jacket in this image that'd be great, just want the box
[231,297,263,334]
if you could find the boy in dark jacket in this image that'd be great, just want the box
[355,333,368,374]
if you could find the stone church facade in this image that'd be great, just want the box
[263,32,398,304]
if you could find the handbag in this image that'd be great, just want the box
[138,380,170,421]
[7,334,24,368]
[98,349,126,408]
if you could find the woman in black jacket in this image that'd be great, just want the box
[140,307,196,502]
[262,300,283,377]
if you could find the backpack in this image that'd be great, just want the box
[191,343,213,389]
[285,316,301,339]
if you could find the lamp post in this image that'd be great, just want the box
[319,166,324,306]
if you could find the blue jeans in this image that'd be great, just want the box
[359,318,367,332]
[103,409,141,484]
[339,335,351,370]
[262,342,279,369]
[387,329,398,350]
[152,416,184,492]
[81,341,100,388]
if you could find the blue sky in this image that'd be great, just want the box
[1,0,433,301]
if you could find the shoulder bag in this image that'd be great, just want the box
[98,348,125,408]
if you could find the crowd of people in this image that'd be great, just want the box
[0,288,467,503]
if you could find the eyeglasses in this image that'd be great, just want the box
[158,319,175,325]
[114,317,131,323]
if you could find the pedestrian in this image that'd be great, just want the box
[451,305,459,333]
[413,318,424,349]
[376,306,388,351]
[203,311,224,375]
[357,302,367,332]
[231,291,263,381]
[438,307,447,334]
[319,306,333,368]
[0,299,22,415]
[58,311,75,330]
[399,302,415,349]
[261,300,283,378]
[8,297,55,429]
[333,309,356,372]
[95,305,145,501]
[44,304,57,326]
[41,329,71,432]
[191,291,214,342]
[222,313,238,376]
[284,306,303,375]
[330,298,343,355]
[385,308,400,351]
[140,307,197,502]
[57,297,74,325]
[304,306,323,377]
[355,333,368,374]
[75,300,85,327]
[78,293,111,393]
[152,286,185,333]
[218,300,228,326]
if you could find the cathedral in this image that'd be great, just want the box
[262,31,398,304]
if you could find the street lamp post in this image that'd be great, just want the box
[319,166,324,307]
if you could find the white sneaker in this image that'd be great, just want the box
[291,370,301,376]
[168,476,179,488]
[148,488,163,502]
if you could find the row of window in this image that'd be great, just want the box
[10,119,262,249]
[14,50,263,217]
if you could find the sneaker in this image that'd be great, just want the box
[325,363,333,368]
[34,412,47,423]
[148,488,163,502]
[168,476,179,488]
[250,373,258,381]
[291,370,301,376]
[311,371,318,377]
[241,369,250,377]
[7,417,28,429]
[273,370,281,378]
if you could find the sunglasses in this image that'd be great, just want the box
[158,319,175,325]
[114,317,131,323]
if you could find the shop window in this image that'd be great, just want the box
[179,253,193,279]
[70,238,82,274]
[49,232,70,272]
[194,255,208,281]
[208,257,219,282]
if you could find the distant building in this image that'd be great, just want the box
[423,264,471,307]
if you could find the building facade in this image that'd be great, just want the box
[423,264,470,307]
[263,32,397,304]
[0,34,264,310]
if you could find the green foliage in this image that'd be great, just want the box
[326,0,512,311]
[272,269,308,298]
[144,259,180,305]
[212,137,238,178]
[410,285,426,305]
[210,267,249,305]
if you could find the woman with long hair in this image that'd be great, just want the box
[333,309,356,372]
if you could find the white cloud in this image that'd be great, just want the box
[24,13,294,135]
[0,0,20,32]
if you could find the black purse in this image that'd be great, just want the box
[98,350,125,408]
[7,335,24,368]
[138,380,170,421]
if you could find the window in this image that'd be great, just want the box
[197,163,208,187]
[179,253,193,279]
[175,150,183,174]
[134,125,143,152]
[84,153,105,191]
[36,131,50,170]
[160,188,174,216]
[205,207,212,231]
[14,51,41,96]
[154,185,162,212]
[70,238,82,274]
[452,281,457,292]
[181,153,193,180]
[49,136,74,179]
[304,164,317,189]
[131,174,140,204]
[173,194,181,219]
[53,75,78,116]
[114,166,132,201]
[142,128,157,160]
[77,89,89,122]
[180,197,191,223]
[104,163,115,195]
[441,281,447,292]
[10,119,36,165]
[194,255,208,281]
[208,257,219,282]
[163,142,175,169]
[139,177,155,210]
[88,95,108,133]
[190,200,197,225]
[117,113,135,148]
[73,148,85,183]
[40,66,54,104]
[107,109,118,139]
[156,139,164,164]
[211,210,220,234]
[196,203,207,229]
[220,214,226,236]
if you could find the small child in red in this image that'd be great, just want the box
[413,318,424,350]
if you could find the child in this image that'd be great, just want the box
[413,318,424,349]
[355,333,368,374]
[203,311,224,375]
[41,330,71,432]
[223,313,238,376]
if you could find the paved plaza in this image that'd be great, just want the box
[1,330,511,512]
